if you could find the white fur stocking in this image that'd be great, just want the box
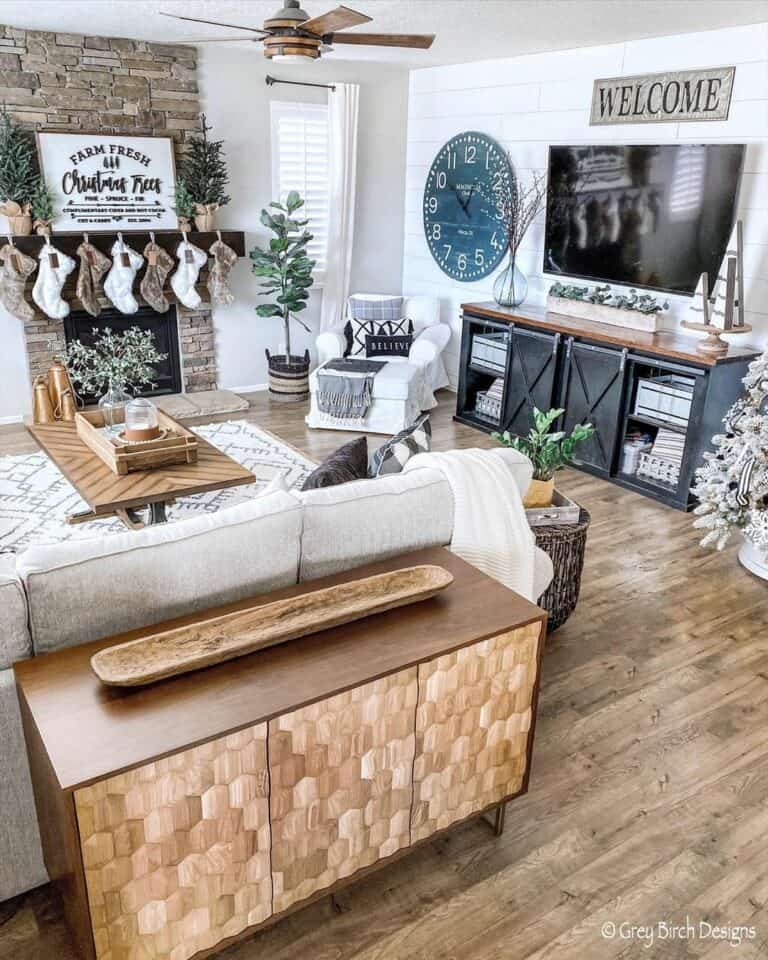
[32,242,76,320]
[104,238,144,314]
[170,239,208,309]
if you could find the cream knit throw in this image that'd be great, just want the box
[404,447,536,600]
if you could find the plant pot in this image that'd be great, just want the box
[34,219,52,236]
[9,213,32,236]
[738,536,768,581]
[177,216,192,234]
[266,349,310,403]
[194,211,215,232]
[523,477,555,508]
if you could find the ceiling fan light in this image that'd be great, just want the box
[271,52,314,62]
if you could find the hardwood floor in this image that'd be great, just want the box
[2,390,768,959]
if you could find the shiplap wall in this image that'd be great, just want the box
[402,23,768,386]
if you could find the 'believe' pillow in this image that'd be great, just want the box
[345,296,405,356]
[365,333,412,358]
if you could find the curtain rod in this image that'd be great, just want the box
[266,75,336,92]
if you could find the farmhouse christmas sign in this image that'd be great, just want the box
[590,67,735,125]
[36,132,178,233]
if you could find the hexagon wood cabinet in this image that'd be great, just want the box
[15,548,546,960]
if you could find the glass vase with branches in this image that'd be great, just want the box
[493,169,547,307]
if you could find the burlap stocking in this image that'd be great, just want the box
[170,238,208,309]
[207,238,237,306]
[75,241,111,318]
[0,243,37,321]
[32,242,76,320]
[140,241,174,313]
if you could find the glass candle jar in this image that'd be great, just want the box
[123,397,160,441]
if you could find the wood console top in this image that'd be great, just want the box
[462,301,759,367]
[15,547,544,792]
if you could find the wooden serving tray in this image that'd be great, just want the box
[91,564,454,687]
[75,408,198,475]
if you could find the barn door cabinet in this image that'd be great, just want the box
[456,302,760,510]
[15,548,546,960]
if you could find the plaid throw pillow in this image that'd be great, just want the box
[345,297,405,356]
[369,414,432,477]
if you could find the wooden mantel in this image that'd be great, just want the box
[462,301,758,367]
[7,230,246,260]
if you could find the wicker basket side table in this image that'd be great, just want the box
[533,507,590,632]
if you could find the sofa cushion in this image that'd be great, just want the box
[302,437,368,490]
[17,485,302,656]
[0,554,31,669]
[370,414,432,477]
[298,468,454,581]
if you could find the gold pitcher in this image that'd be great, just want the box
[58,389,76,422]
[48,360,78,418]
[32,376,55,424]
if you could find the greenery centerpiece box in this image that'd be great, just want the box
[493,407,594,507]
[250,191,315,402]
[548,281,669,333]
[64,326,167,435]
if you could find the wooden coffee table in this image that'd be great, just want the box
[27,420,255,528]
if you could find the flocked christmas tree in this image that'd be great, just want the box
[692,348,768,554]
[0,108,38,210]
[181,114,231,211]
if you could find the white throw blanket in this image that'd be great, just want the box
[404,448,536,599]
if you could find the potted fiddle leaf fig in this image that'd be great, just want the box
[250,190,315,402]
[492,407,595,507]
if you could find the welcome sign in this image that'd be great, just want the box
[590,67,735,125]
[37,132,178,232]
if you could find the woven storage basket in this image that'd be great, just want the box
[534,507,590,632]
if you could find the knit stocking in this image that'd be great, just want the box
[170,239,208,309]
[207,238,237,306]
[32,242,76,320]
[0,243,37,321]
[104,239,144,315]
[140,240,175,313]
[75,241,111,318]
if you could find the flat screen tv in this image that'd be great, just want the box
[543,143,745,296]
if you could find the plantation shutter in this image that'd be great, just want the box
[270,100,330,279]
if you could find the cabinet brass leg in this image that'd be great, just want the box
[493,803,506,836]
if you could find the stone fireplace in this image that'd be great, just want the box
[0,24,219,396]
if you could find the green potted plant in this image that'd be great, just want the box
[250,190,314,402]
[64,326,167,434]
[172,176,196,233]
[31,178,55,236]
[492,407,595,507]
[180,114,230,231]
[0,108,39,235]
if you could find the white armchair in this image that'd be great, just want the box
[308,294,451,434]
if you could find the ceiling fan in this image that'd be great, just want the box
[161,2,435,62]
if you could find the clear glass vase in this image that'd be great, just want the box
[98,384,131,435]
[493,256,528,308]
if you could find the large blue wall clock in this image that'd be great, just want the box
[423,131,514,282]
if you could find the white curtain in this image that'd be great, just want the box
[320,82,359,332]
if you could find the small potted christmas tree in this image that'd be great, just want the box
[251,191,314,402]
[180,114,230,232]
[31,179,55,236]
[0,108,39,235]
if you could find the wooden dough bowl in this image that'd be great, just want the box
[91,564,454,687]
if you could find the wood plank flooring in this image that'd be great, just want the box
[2,390,768,959]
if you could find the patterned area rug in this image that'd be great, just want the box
[0,421,316,552]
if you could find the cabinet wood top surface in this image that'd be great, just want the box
[27,420,255,512]
[15,547,545,792]
[461,301,760,366]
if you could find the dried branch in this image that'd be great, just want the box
[494,169,547,260]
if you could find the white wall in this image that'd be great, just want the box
[402,22,768,386]
[200,49,409,392]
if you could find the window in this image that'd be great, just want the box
[270,100,330,280]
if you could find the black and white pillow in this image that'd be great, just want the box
[369,414,432,477]
[364,332,413,359]
[345,297,407,356]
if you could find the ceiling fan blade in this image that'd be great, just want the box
[175,38,261,43]
[301,5,372,37]
[159,12,268,37]
[327,31,435,49]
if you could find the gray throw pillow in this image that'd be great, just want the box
[344,297,405,356]
[302,436,369,490]
[369,414,432,477]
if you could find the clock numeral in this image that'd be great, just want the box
[442,244,452,260]
[427,195,438,214]
[475,248,485,267]
[436,171,447,189]
[491,232,501,250]
[445,151,456,170]
[464,144,476,164]
[431,223,441,240]
[457,253,467,271]
[485,150,491,170]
